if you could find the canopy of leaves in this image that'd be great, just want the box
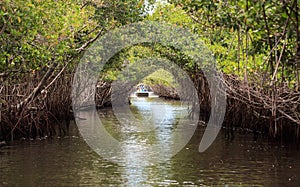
[0,0,98,73]
[0,0,148,75]
[166,0,300,87]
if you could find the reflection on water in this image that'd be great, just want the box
[1,98,300,186]
[75,97,197,167]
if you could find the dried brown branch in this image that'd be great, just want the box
[16,62,58,112]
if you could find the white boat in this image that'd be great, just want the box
[135,91,159,97]
[131,84,159,98]
[135,91,150,97]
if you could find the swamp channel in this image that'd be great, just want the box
[1,97,300,186]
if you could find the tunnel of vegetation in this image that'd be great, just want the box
[0,0,300,142]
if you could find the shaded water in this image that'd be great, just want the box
[1,98,300,186]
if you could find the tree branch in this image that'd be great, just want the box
[16,62,58,112]
[75,29,103,53]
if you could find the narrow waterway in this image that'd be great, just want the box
[1,98,300,186]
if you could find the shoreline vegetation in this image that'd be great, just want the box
[1,0,300,143]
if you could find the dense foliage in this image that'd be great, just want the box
[0,0,149,73]
[3,0,298,87]
[0,0,299,140]
[165,0,300,88]
[0,0,95,73]
[0,0,151,140]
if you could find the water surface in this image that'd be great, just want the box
[1,98,300,186]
